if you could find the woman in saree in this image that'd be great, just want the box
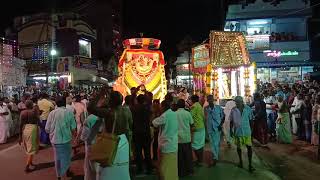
[276,96,292,144]
[19,100,40,173]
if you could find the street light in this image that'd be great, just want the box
[50,49,57,56]
[47,48,57,84]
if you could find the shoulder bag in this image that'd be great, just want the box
[89,111,120,167]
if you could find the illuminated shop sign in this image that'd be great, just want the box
[264,50,299,58]
[192,44,210,69]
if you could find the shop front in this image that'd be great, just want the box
[27,56,99,90]
[176,64,192,87]
[175,51,192,88]
[256,65,313,84]
[251,41,313,84]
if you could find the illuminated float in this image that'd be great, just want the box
[113,38,167,101]
[208,31,256,102]
[191,44,210,93]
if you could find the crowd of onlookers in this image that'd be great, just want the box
[256,80,320,148]
[269,32,298,42]
[0,80,319,180]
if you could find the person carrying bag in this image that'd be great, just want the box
[88,89,132,180]
[89,112,120,167]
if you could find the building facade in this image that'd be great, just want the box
[12,12,99,87]
[174,51,192,87]
[225,0,314,84]
[0,37,26,96]
[74,0,123,81]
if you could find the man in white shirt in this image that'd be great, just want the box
[0,98,10,144]
[176,99,194,177]
[45,96,76,180]
[17,95,28,112]
[66,96,75,114]
[264,91,276,139]
[153,100,179,180]
[290,93,305,139]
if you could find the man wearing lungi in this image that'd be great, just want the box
[190,95,205,166]
[204,95,224,167]
[230,96,255,173]
[46,96,76,179]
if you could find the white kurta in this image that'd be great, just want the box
[4,103,12,137]
[223,100,236,143]
[0,105,10,143]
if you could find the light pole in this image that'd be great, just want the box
[46,48,57,84]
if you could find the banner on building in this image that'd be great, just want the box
[73,56,97,69]
[192,44,210,73]
[57,56,71,73]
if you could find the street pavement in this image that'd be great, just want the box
[254,139,320,180]
[0,140,280,180]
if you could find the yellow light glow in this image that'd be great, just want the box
[231,71,237,97]
[217,68,223,99]
[239,66,245,97]
[249,65,255,95]
[113,48,167,101]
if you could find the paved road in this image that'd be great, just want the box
[255,140,320,180]
[0,141,280,180]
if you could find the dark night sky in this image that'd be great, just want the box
[0,0,225,56]
[123,0,225,55]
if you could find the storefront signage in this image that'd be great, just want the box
[176,64,190,75]
[245,35,270,50]
[74,56,97,69]
[264,50,299,58]
[192,44,210,73]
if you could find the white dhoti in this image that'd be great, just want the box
[223,120,231,144]
[84,144,99,180]
[291,116,298,134]
[0,121,9,144]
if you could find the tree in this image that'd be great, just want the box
[176,35,196,53]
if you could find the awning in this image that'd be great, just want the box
[75,80,104,86]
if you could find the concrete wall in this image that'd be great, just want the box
[227,0,311,20]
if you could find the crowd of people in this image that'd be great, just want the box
[0,80,319,180]
[256,81,320,147]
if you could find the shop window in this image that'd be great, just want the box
[302,66,313,80]
[79,39,91,58]
[246,19,271,35]
[270,67,301,84]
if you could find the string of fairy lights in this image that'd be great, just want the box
[31,43,49,64]
[0,37,19,66]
